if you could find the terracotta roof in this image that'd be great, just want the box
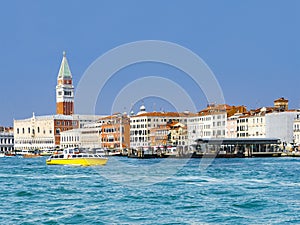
[274,97,288,102]
[198,104,247,117]
[131,111,195,118]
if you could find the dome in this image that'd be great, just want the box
[137,105,147,115]
[140,105,146,111]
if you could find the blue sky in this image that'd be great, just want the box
[1,0,300,125]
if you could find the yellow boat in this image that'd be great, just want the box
[46,148,108,166]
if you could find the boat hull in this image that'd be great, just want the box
[23,154,41,158]
[46,158,108,166]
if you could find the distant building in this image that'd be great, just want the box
[227,98,291,140]
[0,127,14,152]
[293,114,300,147]
[59,114,130,149]
[100,113,130,149]
[130,105,191,148]
[266,111,299,145]
[56,51,74,115]
[247,108,266,138]
[60,123,102,149]
[274,97,288,111]
[13,52,107,150]
[168,122,188,146]
[150,124,170,147]
[14,113,78,150]
[236,115,249,138]
[227,113,241,138]
[60,128,82,148]
[197,104,228,138]
[225,106,248,138]
[188,104,245,145]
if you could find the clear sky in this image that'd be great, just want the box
[1,0,300,126]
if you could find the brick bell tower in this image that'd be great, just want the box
[56,51,74,115]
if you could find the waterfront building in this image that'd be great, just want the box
[225,106,248,138]
[236,115,249,138]
[266,111,299,147]
[187,104,246,145]
[0,127,14,152]
[198,104,227,138]
[247,107,278,138]
[228,98,290,140]
[130,105,191,149]
[293,114,300,147]
[60,121,102,149]
[60,128,82,148]
[81,124,102,149]
[227,113,241,138]
[247,108,266,138]
[100,113,130,150]
[168,122,188,146]
[150,124,170,147]
[56,51,74,115]
[60,114,129,150]
[14,113,78,150]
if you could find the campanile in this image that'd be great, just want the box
[56,51,74,115]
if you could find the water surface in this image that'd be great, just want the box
[0,157,299,224]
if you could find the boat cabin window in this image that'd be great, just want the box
[77,155,82,158]
[88,155,93,157]
[59,155,64,158]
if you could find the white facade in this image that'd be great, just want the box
[60,128,82,148]
[0,132,14,152]
[59,117,107,149]
[187,112,227,145]
[226,114,240,138]
[187,116,203,145]
[266,111,299,144]
[60,126,102,149]
[247,108,267,138]
[14,114,63,150]
[248,114,266,138]
[236,116,249,138]
[130,106,189,148]
[293,114,300,146]
[81,127,102,149]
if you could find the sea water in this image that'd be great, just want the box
[0,156,300,224]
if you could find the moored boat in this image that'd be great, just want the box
[5,153,16,157]
[46,148,108,166]
[23,153,41,158]
[19,149,41,158]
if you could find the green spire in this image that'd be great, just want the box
[57,51,72,79]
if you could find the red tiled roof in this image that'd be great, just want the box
[274,97,288,102]
[132,111,196,118]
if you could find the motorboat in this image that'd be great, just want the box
[46,148,108,166]
[19,149,41,158]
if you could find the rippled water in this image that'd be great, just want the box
[1,156,300,224]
